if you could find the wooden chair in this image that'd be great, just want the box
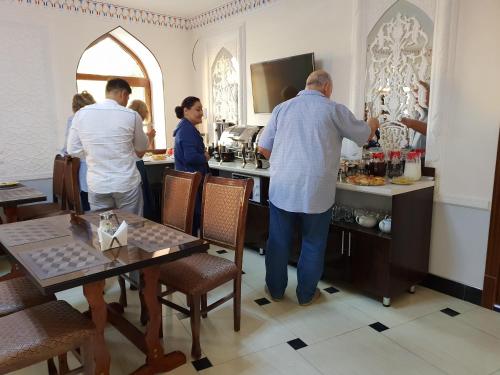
[64,156,83,215]
[158,175,253,358]
[0,300,95,374]
[16,155,67,221]
[117,169,202,320]
[0,275,55,317]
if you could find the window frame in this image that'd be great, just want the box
[76,34,153,124]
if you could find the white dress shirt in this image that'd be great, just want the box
[67,99,148,194]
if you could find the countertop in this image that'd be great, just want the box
[208,160,435,196]
[143,157,175,165]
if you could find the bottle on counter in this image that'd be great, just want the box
[370,152,386,177]
[387,150,403,178]
[403,151,422,181]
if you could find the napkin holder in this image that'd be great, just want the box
[98,221,128,251]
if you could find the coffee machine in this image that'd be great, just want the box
[216,125,263,167]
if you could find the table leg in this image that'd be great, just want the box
[132,265,186,375]
[83,280,111,375]
[4,207,18,223]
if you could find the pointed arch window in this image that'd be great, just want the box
[76,34,152,124]
[211,48,239,124]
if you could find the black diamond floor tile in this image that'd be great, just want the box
[287,338,308,350]
[216,249,228,254]
[441,307,460,317]
[192,357,213,371]
[254,297,271,306]
[369,322,389,332]
[242,270,246,274]
[324,286,340,294]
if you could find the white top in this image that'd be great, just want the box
[67,99,148,194]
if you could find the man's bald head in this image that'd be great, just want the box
[306,70,333,98]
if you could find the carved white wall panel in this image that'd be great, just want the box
[211,48,239,124]
[0,21,56,181]
[366,9,433,126]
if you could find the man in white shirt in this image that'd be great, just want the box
[68,78,148,215]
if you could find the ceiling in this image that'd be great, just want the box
[107,0,229,18]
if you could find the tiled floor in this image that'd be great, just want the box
[3,246,500,375]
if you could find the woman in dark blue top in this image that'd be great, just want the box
[173,96,209,235]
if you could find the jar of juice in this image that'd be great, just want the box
[403,151,422,181]
[370,152,386,177]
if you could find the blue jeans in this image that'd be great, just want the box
[265,202,332,304]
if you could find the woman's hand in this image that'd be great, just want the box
[204,151,210,161]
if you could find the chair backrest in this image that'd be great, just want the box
[52,155,66,209]
[200,175,253,270]
[63,156,83,214]
[162,169,202,234]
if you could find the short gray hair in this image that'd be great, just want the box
[306,70,332,88]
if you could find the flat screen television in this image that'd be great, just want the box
[250,53,315,113]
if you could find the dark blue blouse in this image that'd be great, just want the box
[173,118,208,175]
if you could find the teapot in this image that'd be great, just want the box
[378,216,392,233]
[355,215,377,228]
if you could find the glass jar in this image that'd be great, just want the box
[415,148,426,169]
[370,152,386,177]
[388,150,403,178]
[403,151,422,181]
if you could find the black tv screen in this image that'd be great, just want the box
[251,53,315,113]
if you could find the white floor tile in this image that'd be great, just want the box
[300,326,446,375]
[337,285,477,327]
[200,343,322,375]
[457,307,500,340]
[385,311,500,375]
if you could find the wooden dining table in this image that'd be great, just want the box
[0,211,209,374]
[0,183,47,223]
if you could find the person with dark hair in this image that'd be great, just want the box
[61,91,95,211]
[173,96,209,235]
[67,78,148,215]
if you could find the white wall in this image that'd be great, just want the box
[2,0,499,289]
[0,2,194,184]
[191,0,499,289]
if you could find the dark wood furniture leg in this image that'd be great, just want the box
[4,207,18,223]
[189,294,202,359]
[132,265,186,374]
[83,280,110,375]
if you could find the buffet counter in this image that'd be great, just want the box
[208,159,434,196]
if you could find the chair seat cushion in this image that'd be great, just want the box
[16,203,65,221]
[160,253,239,295]
[0,276,54,317]
[0,300,95,374]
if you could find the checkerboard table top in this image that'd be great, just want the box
[129,224,198,253]
[0,220,70,246]
[0,185,46,206]
[19,241,112,280]
[0,214,208,293]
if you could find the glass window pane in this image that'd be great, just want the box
[76,80,147,121]
[77,37,145,77]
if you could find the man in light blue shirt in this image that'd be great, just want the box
[258,70,378,305]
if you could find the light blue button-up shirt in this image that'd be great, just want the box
[258,89,370,214]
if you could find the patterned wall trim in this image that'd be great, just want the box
[9,0,279,30]
[188,0,278,30]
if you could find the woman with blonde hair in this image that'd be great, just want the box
[62,91,95,211]
[128,99,156,220]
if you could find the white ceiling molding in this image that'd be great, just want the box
[8,0,279,31]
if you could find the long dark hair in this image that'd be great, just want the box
[175,96,200,119]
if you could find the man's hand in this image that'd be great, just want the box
[258,146,271,160]
[367,117,379,141]
[205,151,210,161]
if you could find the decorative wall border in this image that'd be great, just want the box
[188,0,278,29]
[9,0,279,30]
